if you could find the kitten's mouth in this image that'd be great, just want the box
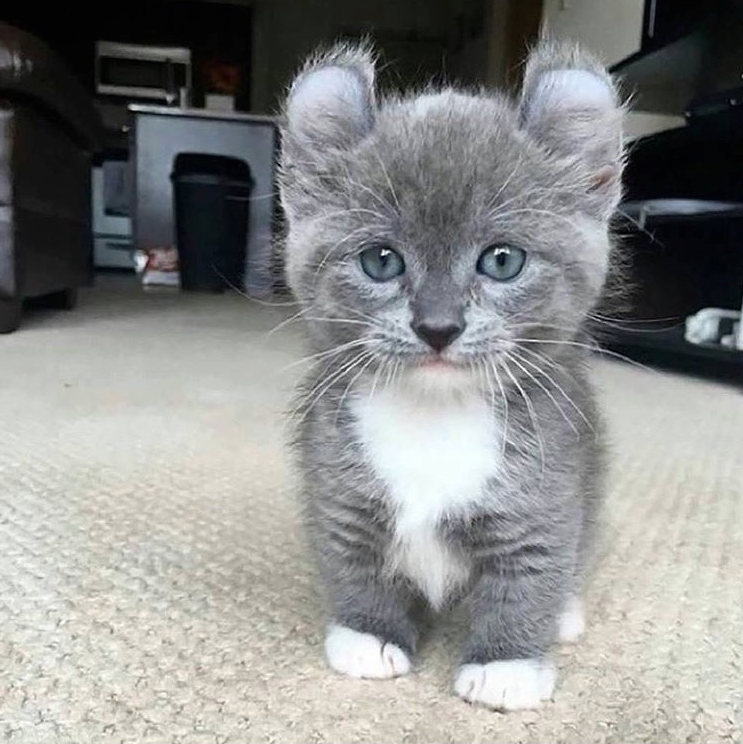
[416,355,460,370]
[404,354,474,394]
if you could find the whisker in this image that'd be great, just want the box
[507,350,580,437]
[265,306,311,337]
[490,361,509,458]
[303,317,375,327]
[269,312,375,341]
[502,355,545,478]
[588,311,680,325]
[474,358,488,400]
[477,358,507,457]
[385,357,401,389]
[586,313,682,334]
[291,348,377,424]
[281,338,375,371]
[333,352,377,425]
[510,338,656,373]
[615,207,664,246]
[511,344,560,372]
[211,266,300,307]
[512,347,594,431]
[334,301,384,325]
[368,354,388,400]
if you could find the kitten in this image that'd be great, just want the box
[278,40,624,710]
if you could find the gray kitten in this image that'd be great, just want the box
[278,40,624,710]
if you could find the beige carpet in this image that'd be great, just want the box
[1,278,742,744]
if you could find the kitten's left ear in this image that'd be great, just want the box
[519,41,625,217]
[283,42,377,152]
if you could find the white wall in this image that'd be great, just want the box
[542,0,644,66]
[541,0,685,138]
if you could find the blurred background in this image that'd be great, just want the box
[2,0,743,375]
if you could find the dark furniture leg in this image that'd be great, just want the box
[47,288,79,310]
[0,297,22,334]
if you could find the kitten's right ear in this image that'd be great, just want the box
[518,40,624,218]
[283,43,377,151]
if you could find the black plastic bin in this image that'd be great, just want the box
[171,153,253,292]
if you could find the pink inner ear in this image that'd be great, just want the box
[589,165,618,192]
[289,67,366,119]
[534,69,615,112]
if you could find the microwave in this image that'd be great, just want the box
[95,41,191,103]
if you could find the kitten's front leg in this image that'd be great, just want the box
[323,575,418,679]
[454,555,570,710]
[311,507,418,679]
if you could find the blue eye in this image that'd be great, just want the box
[359,245,405,282]
[477,245,527,281]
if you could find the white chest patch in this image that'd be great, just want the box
[352,382,502,608]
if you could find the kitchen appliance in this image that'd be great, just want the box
[92,158,133,269]
[95,41,191,104]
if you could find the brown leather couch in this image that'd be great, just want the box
[0,23,100,332]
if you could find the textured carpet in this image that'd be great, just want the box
[1,279,742,744]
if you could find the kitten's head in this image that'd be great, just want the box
[279,41,624,393]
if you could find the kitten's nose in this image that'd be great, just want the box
[412,321,465,352]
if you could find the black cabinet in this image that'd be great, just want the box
[642,0,708,50]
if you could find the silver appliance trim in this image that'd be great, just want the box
[97,84,171,101]
[96,41,191,64]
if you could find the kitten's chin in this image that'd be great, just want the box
[400,358,476,397]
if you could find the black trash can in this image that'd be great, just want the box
[171,153,253,292]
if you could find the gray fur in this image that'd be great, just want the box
[279,42,624,667]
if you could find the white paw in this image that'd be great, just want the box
[454,658,556,710]
[324,624,411,679]
[557,595,586,644]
